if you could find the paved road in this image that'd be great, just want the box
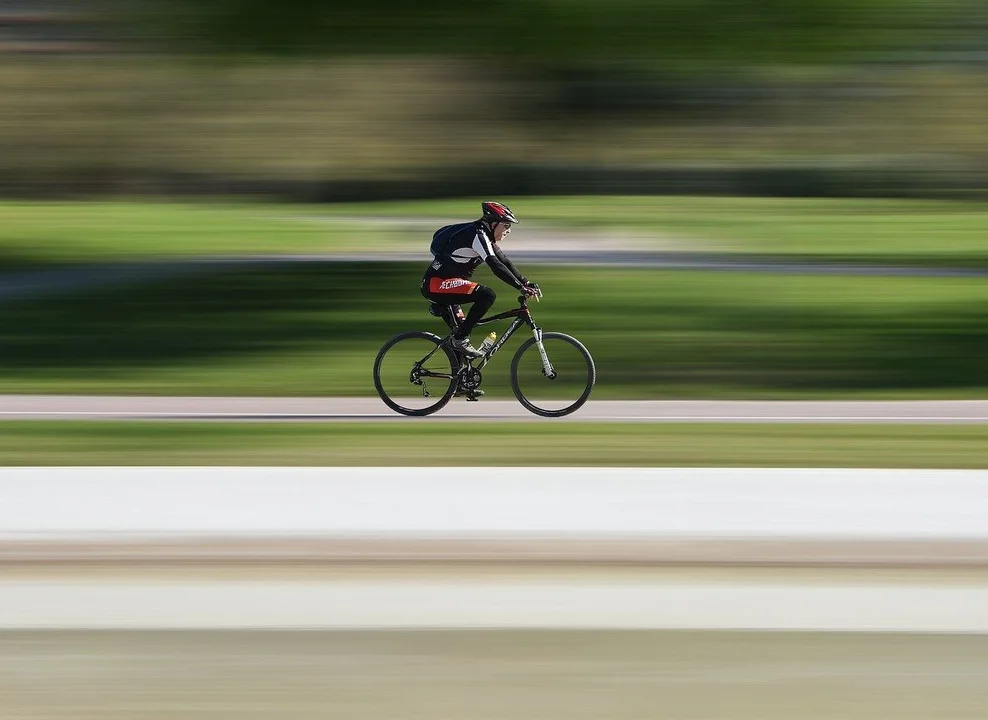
[3,396,988,422]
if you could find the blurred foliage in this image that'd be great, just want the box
[3,262,988,398]
[4,56,988,198]
[127,0,976,66]
[8,2,988,197]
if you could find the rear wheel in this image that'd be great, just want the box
[374,331,459,416]
[510,332,595,417]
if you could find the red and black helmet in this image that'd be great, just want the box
[481,201,519,225]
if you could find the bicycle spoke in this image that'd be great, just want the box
[511,332,595,417]
[374,333,457,416]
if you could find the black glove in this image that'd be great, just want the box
[522,283,542,299]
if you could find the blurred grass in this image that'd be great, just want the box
[4,197,988,268]
[0,422,986,466]
[2,263,988,397]
[0,201,406,269]
[314,196,988,266]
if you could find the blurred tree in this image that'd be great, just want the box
[128,0,953,66]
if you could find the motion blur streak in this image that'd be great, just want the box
[3,1,988,718]
[1,1,987,198]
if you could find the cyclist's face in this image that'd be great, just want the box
[493,222,513,242]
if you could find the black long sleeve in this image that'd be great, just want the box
[491,245,528,286]
[485,254,525,289]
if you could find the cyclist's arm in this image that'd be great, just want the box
[472,231,526,290]
[492,244,529,286]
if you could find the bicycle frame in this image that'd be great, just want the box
[473,298,537,370]
[415,295,553,385]
[377,288,592,416]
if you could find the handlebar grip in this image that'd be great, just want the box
[520,284,542,302]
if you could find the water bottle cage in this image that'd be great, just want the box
[478,333,497,355]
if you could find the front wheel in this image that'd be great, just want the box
[374,331,459,416]
[510,332,595,417]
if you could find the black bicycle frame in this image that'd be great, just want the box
[415,296,539,381]
[473,298,537,369]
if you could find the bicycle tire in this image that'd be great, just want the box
[374,331,459,416]
[510,332,596,417]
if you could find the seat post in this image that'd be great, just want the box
[428,302,465,332]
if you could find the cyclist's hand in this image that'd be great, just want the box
[522,283,542,300]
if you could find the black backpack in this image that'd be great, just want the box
[430,222,474,257]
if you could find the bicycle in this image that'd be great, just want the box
[373,286,596,417]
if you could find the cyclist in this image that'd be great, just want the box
[421,201,539,358]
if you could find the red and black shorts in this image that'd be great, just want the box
[421,277,482,329]
[421,275,497,335]
[423,277,478,296]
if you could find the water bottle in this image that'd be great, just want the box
[478,332,497,354]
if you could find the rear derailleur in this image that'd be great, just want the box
[409,364,435,397]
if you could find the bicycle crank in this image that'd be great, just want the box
[455,367,483,400]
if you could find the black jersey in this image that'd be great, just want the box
[424,221,528,290]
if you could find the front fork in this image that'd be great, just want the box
[533,326,556,379]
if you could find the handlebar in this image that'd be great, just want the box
[519,283,543,303]
[516,285,543,309]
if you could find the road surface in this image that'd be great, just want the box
[3,396,988,422]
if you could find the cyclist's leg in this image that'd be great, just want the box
[455,285,495,339]
[441,304,463,332]
[426,300,462,331]
[422,278,495,339]
[422,279,464,331]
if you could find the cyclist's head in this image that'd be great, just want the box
[480,201,518,241]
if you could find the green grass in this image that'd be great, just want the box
[313,196,988,266]
[0,422,987,466]
[4,197,988,268]
[0,201,410,269]
[2,262,988,397]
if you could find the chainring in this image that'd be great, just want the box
[459,367,483,392]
